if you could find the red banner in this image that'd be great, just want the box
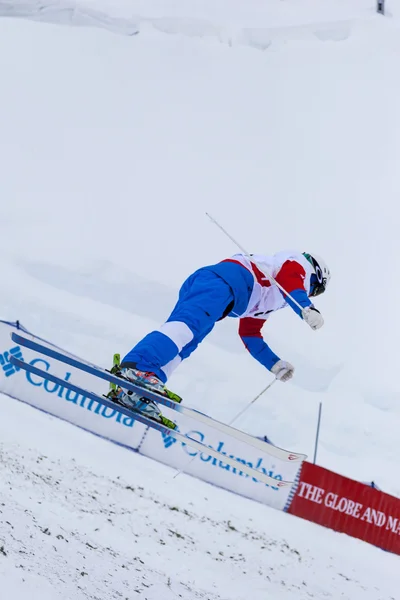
[288,462,400,555]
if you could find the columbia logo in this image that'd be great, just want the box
[161,429,178,449]
[0,346,24,377]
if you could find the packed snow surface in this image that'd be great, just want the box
[0,393,398,599]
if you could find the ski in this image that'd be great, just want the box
[10,356,292,487]
[11,333,306,462]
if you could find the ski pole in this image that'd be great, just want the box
[205,212,305,314]
[171,379,276,480]
[228,379,276,426]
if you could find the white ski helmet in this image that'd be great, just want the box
[303,253,331,297]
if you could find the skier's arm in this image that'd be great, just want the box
[238,317,280,370]
[275,260,312,317]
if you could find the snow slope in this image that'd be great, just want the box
[0,1,399,597]
[1,1,400,494]
[0,391,398,600]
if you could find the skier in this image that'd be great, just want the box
[109,251,331,427]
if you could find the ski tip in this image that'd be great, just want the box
[275,480,293,488]
[287,453,308,462]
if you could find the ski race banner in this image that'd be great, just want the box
[288,462,400,555]
[0,321,146,450]
[0,320,299,511]
[1,319,400,555]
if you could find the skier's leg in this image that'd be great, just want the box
[110,270,233,427]
[121,269,233,382]
[160,320,215,379]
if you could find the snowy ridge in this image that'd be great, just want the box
[0,0,140,35]
[0,0,377,49]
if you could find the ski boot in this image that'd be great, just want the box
[107,362,181,430]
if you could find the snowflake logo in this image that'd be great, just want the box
[0,346,24,377]
[161,429,178,449]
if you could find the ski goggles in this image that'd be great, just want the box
[304,255,325,298]
[309,273,326,297]
[303,252,328,297]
